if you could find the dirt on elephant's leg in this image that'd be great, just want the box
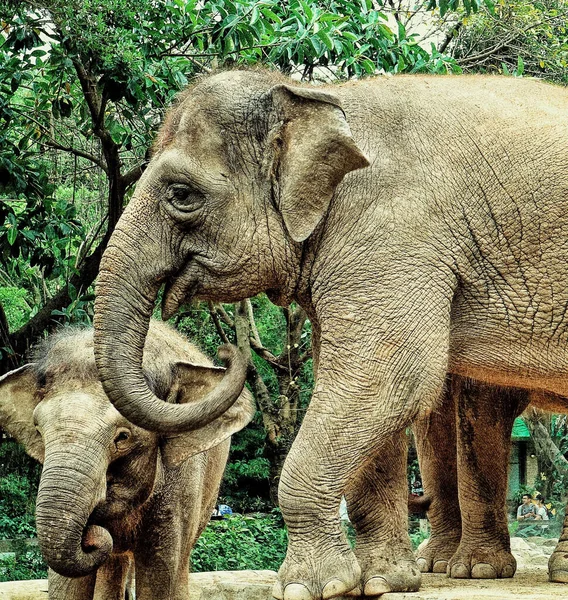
[449,378,529,580]
[413,387,462,574]
[549,510,568,582]
[346,430,421,597]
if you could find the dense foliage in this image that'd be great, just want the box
[451,0,568,82]
[192,512,288,572]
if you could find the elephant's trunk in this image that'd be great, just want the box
[36,448,112,578]
[94,225,248,434]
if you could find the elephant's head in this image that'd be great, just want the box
[94,69,369,433]
[0,322,254,578]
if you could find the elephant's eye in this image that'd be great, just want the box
[166,183,204,212]
[114,428,132,450]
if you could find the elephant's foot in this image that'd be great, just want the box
[415,532,461,574]
[548,541,568,583]
[354,543,421,596]
[447,543,516,579]
[272,541,361,600]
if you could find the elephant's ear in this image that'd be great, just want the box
[267,84,370,243]
[0,364,44,463]
[160,362,255,468]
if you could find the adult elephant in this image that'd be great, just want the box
[93,69,568,600]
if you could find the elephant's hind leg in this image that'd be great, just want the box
[345,429,421,597]
[548,504,568,581]
[413,386,462,574]
[448,378,528,580]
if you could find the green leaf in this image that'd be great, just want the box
[260,7,282,24]
[300,1,313,22]
[224,35,235,54]
[342,31,359,42]
[250,5,260,26]
[316,30,334,51]
[6,227,17,246]
[360,58,376,74]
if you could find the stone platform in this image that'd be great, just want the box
[1,566,566,600]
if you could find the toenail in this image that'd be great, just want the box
[283,583,312,600]
[364,576,391,596]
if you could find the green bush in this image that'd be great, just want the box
[0,547,47,582]
[0,473,37,539]
[191,512,287,572]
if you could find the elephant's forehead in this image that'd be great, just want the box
[35,387,121,426]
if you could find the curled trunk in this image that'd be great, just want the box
[94,230,248,434]
[36,448,112,578]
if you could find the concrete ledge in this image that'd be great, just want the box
[0,579,48,600]
[0,571,277,600]
[1,566,566,599]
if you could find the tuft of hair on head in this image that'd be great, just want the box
[30,325,97,383]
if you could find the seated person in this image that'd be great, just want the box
[517,493,537,521]
[534,494,549,521]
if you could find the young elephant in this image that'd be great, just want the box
[0,320,254,600]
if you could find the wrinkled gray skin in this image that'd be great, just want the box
[0,320,254,600]
[414,380,568,583]
[92,69,568,600]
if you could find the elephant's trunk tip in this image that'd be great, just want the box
[40,523,113,578]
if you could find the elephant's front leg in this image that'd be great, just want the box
[134,522,190,600]
[48,567,96,600]
[274,335,448,600]
[413,386,462,574]
[93,553,134,599]
[346,430,421,596]
[448,378,529,579]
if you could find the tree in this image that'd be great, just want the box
[449,0,568,82]
[524,407,568,502]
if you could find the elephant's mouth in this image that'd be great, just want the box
[162,267,199,320]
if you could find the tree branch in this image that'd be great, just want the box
[208,302,231,345]
[214,303,235,328]
[44,141,107,173]
[0,302,17,370]
[524,408,568,483]
[4,234,110,366]
[438,21,462,54]
[246,299,262,348]
[121,162,147,189]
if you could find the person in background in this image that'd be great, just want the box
[534,494,549,521]
[517,493,537,521]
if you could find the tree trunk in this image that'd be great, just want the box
[524,408,568,496]
[232,301,308,504]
